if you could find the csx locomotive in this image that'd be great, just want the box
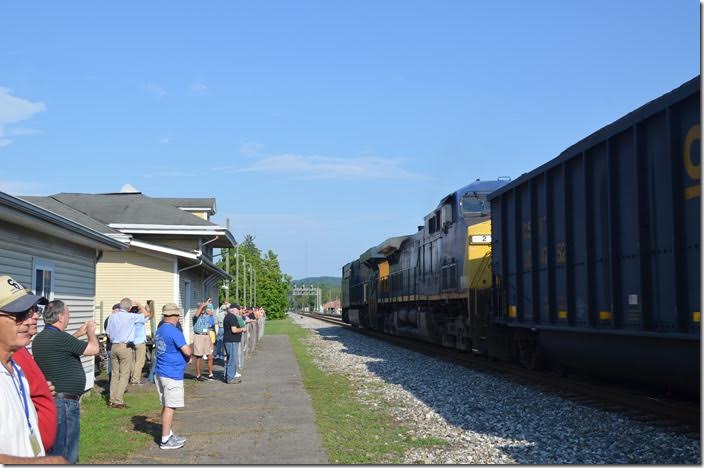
[342,76,700,395]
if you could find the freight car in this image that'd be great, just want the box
[341,76,700,395]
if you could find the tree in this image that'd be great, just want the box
[217,235,291,320]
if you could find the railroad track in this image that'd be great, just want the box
[296,311,700,438]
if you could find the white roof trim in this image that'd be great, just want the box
[177,207,213,212]
[119,229,228,236]
[109,223,221,230]
[130,239,199,260]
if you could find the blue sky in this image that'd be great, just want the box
[0,1,698,279]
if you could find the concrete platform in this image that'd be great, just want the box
[129,334,328,464]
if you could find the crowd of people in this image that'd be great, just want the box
[0,274,267,462]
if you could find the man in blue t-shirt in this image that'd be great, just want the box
[154,303,192,450]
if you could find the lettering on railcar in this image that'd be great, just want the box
[684,123,700,200]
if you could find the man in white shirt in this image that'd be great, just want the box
[0,275,66,464]
[106,297,150,408]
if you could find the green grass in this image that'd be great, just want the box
[79,377,199,464]
[266,317,446,463]
[78,385,161,464]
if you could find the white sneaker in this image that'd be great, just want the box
[160,435,185,450]
[235,372,241,378]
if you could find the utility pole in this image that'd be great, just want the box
[225,218,230,302]
[235,244,239,303]
[243,258,247,307]
[249,264,253,307]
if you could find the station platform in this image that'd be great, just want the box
[129,334,328,464]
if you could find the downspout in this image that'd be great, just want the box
[178,260,203,275]
[197,235,220,256]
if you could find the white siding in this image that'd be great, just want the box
[0,222,99,390]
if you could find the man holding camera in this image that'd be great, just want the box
[105,297,150,409]
[32,300,100,463]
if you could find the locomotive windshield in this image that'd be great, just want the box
[460,194,488,215]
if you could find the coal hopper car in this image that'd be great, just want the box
[489,76,701,394]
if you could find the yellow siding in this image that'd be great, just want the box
[95,250,174,333]
[190,211,208,220]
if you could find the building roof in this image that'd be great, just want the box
[155,197,217,214]
[19,192,236,248]
[21,196,121,236]
[46,193,219,227]
[1,192,126,251]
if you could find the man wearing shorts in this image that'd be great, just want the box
[154,303,192,450]
[191,299,215,381]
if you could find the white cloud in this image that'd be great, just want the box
[236,154,422,180]
[159,137,171,144]
[189,81,208,94]
[240,141,263,156]
[120,183,139,193]
[0,87,46,148]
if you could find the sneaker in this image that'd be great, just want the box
[234,372,242,378]
[226,378,242,384]
[195,375,205,382]
[160,435,185,450]
[171,434,187,444]
[206,374,216,381]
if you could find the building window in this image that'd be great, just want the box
[32,258,54,302]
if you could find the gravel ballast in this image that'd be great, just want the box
[289,313,701,464]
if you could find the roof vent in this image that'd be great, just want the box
[120,183,140,193]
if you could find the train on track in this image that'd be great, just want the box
[341,76,700,396]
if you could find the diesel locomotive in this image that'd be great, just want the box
[341,76,701,395]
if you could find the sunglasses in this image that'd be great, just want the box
[0,305,39,324]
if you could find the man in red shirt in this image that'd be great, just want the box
[13,305,57,452]
[14,347,56,451]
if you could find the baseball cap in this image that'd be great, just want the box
[0,275,48,313]
[229,303,241,310]
[162,302,182,316]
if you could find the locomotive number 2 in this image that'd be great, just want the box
[684,123,700,200]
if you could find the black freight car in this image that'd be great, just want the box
[489,76,700,394]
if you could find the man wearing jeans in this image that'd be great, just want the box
[222,303,246,384]
[32,299,99,464]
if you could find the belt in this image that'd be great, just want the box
[55,392,80,401]
[196,332,209,335]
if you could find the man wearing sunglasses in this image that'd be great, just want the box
[0,275,66,464]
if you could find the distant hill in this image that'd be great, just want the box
[293,276,341,288]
